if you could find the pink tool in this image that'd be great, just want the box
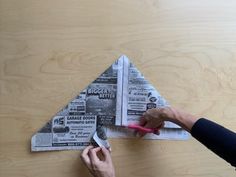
[127,124,160,133]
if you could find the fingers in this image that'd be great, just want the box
[138,108,167,137]
[82,146,115,177]
[145,108,158,117]
[101,147,112,163]
[88,146,102,168]
[139,116,147,126]
[80,145,94,168]
[144,121,156,129]
[154,129,160,135]
[137,131,146,137]
[137,115,148,137]
[160,122,165,128]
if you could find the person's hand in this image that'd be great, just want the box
[80,145,115,177]
[138,107,168,136]
[140,107,199,135]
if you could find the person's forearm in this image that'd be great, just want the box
[164,108,199,132]
[164,108,236,167]
[142,107,236,167]
[191,118,236,167]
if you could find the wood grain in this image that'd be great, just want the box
[1,0,236,177]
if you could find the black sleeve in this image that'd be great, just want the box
[191,118,236,167]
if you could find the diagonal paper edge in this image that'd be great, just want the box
[31,55,187,152]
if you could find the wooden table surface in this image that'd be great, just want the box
[1,0,236,177]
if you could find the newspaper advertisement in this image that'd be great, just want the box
[107,56,187,139]
[32,60,122,151]
[31,55,188,152]
[119,57,180,128]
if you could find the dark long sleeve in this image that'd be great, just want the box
[190,118,236,167]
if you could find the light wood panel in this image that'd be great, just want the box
[1,0,236,177]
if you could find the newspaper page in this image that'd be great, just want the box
[106,56,189,140]
[106,126,190,140]
[32,60,122,151]
[31,55,189,152]
[119,56,180,128]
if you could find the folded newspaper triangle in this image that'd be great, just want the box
[31,55,188,151]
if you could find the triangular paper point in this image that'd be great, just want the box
[31,55,187,152]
